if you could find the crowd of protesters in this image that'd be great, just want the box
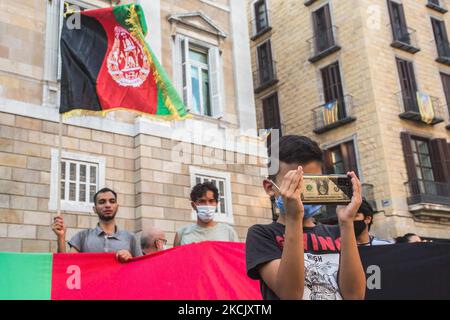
[50,134,427,300]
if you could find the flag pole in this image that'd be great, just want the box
[56,113,63,217]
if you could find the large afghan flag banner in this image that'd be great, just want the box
[1,242,449,300]
[60,4,187,120]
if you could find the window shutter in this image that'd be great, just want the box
[441,73,450,115]
[181,37,192,110]
[262,96,273,129]
[312,8,320,48]
[430,139,450,184]
[208,46,223,118]
[432,19,445,56]
[345,141,358,174]
[262,93,281,131]
[432,19,441,51]
[173,35,182,96]
[323,149,334,174]
[387,1,399,40]
[401,132,419,195]
[396,58,418,112]
[323,4,333,46]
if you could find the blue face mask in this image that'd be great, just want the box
[275,196,322,218]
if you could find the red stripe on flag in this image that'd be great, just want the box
[82,9,158,114]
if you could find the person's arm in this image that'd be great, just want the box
[173,232,181,247]
[259,166,305,300]
[130,234,143,257]
[52,215,67,253]
[336,171,366,300]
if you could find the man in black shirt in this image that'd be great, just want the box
[246,135,366,300]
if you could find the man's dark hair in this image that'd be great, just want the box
[93,187,117,204]
[268,135,323,181]
[395,233,419,244]
[394,235,408,243]
[190,182,219,203]
[358,199,374,231]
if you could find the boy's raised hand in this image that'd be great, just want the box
[336,171,362,223]
[280,166,305,221]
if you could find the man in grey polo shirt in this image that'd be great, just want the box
[51,187,142,262]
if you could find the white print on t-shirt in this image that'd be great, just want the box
[303,253,342,300]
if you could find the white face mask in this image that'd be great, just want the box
[196,205,216,223]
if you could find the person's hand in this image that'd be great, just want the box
[336,172,362,224]
[116,250,132,263]
[52,215,66,239]
[280,166,304,221]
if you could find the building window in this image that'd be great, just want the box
[411,138,435,185]
[387,1,410,43]
[324,140,359,175]
[177,36,223,118]
[188,45,211,116]
[189,166,234,224]
[49,149,106,213]
[431,18,450,62]
[401,132,450,206]
[396,58,418,112]
[253,0,269,35]
[387,1,419,53]
[255,40,276,90]
[262,92,281,133]
[311,4,335,54]
[321,62,346,119]
[313,62,355,133]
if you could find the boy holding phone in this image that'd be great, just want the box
[245,135,366,300]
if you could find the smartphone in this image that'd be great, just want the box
[301,174,353,205]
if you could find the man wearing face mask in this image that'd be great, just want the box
[173,182,239,246]
[354,199,392,246]
[246,135,366,300]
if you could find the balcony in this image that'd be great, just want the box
[395,91,444,125]
[313,95,356,134]
[307,26,341,63]
[250,10,272,41]
[389,26,420,53]
[426,0,448,13]
[253,60,278,93]
[405,179,450,208]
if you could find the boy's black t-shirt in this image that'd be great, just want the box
[246,221,342,300]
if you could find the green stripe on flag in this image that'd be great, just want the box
[0,252,53,300]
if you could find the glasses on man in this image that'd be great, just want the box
[155,239,167,245]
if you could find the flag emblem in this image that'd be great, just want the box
[107,26,150,87]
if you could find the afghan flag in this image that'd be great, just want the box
[60,4,187,120]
